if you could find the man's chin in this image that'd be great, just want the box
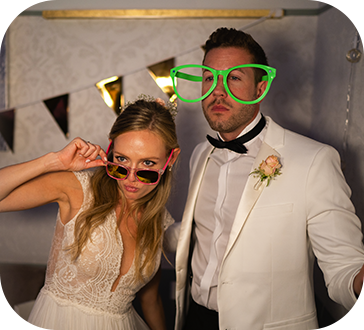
[208,120,231,133]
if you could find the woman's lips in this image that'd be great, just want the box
[124,185,139,193]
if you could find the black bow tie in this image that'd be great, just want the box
[206,115,266,154]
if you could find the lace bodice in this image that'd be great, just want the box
[43,170,173,317]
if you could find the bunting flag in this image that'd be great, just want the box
[0,108,15,152]
[1,56,175,152]
[43,94,69,138]
[0,17,283,154]
[96,76,124,115]
[148,58,177,102]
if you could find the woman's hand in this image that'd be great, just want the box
[54,138,108,172]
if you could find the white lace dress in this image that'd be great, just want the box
[28,170,173,330]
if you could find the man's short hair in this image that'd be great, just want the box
[203,27,268,66]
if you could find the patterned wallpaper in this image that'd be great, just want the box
[0,8,363,271]
[2,13,319,228]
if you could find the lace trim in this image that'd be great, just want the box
[41,290,132,319]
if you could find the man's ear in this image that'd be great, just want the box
[256,80,268,99]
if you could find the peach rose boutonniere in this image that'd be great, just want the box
[250,155,282,189]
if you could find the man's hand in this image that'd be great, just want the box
[353,264,364,297]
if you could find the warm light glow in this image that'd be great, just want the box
[154,77,177,102]
[101,89,114,107]
[169,94,177,103]
[42,9,284,20]
[155,76,173,90]
[96,76,123,114]
[96,76,119,86]
[147,58,177,101]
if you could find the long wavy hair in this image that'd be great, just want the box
[67,99,179,283]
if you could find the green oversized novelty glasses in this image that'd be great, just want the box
[105,141,174,185]
[170,64,276,104]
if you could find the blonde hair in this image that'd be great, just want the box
[67,99,179,283]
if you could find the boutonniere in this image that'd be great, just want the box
[250,155,282,189]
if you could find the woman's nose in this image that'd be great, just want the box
[126,168,137,182]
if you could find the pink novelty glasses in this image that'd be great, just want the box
[105,141,174,185]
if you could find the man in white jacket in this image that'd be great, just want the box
[173,27,364,330]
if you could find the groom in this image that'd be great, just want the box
[174,27,364,330]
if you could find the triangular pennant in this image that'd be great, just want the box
[43,94,69,138]
[0,109,15,152]
[96,76,124,115]
[148,58,177,102]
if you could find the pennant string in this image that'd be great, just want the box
[0,14,275,114]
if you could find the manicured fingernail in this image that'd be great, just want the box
[85,159,91,163]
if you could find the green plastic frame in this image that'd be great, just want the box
[170,64,276,104]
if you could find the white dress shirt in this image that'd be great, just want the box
[191,113,267,311]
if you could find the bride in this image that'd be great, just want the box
[0,97,180,330]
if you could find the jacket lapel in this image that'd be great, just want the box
[183,145,214,224]
[223,117,284,260]
[176,145,214,276]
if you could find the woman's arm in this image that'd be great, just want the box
[138,267,167,330]
[0,138,107,214]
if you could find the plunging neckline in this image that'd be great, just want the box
[111,209,136,292]
[59,203,137,293]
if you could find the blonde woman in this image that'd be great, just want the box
[0,97,180,330]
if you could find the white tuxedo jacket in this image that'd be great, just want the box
[175,117,364,330]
